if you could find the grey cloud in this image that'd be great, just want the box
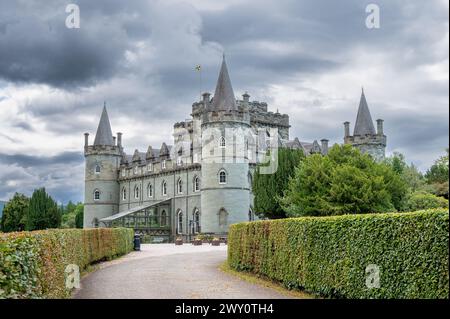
[0,151,83,168]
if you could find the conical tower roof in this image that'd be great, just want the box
[354,89,376,136]
[210,55,237,112]
[93,104,114,146]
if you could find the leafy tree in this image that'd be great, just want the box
[253,148,305,219]
[26,188,61,231]
[61,202,84,229]
[425,149,449,198]
[280,144,408,217]
[0,193,29,232]
[75,204,84,229]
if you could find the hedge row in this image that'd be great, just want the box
[228,209,449,299]
[0,228,134,299]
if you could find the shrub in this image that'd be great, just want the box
[405,192,449,211]
[0,228,134,299]
[228,209,449,299]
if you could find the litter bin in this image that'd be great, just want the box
[133,234,141,251]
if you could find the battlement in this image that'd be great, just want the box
[84,145,122,157]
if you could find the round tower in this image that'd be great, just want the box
[84,105,122,228]
[200,56,251,235]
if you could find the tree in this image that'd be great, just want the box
[280,144,408,217]
[0,193,29,232]
[253,148,305,219]
[425,149,449,198]
[75,204,84,229]
[405,191,448,211]
[26,188,61,231]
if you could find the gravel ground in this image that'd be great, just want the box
[72,244,295,299]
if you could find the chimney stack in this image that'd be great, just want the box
[321,139,329,155]
[84,133,89,148]
[243,92,250,102]
[376,119,384,135]
[344,121,350,137]
[117,132,122,148]
[202,92,211,104]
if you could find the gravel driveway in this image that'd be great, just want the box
[72,244,295,299]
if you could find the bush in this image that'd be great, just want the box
[228,209,449,299]
[405,192,449,211]
[0,228,134,299]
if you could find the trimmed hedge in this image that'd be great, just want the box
[228,209,449,299]
[0,228,134,299]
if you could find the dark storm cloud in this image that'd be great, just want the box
[0,0,447,203]
[0,151,83,168]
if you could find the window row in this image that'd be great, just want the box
[121,176,201,201]
[177,209,201,235]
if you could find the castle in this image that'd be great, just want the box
[83,56,386,242]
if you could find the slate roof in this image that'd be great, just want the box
[353,89,376,136]
[93,105,114,146]
[210,55,238,112]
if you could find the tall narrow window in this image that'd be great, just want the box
[148,163,153,172]
[194,209,201,233]
[134,186,139,199]
[160,210,167,227]
[95,165,101,174]
[177,178,183,194]
[94,189,100,201]
[219,136,226,148]
[219,209,228,228]
[161,160,166,169]
[219,170,227,184]
[149,185,153,198]
[194,176,200,192]
[122,188,127,201]
[162,181,167,196]
[177,210,183,234]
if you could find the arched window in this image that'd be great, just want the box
[162,181,167,196]
[194,209,201,233]
[147,184,153,198]
[219,170,227,184]
[122,188,127,201]
[94,189,100,201]
[193,176,200,192]
[177,210,183,234]
[218,208,228,228]
[160,210,167,227]
[177,178,183,194]
[219,136,226,148]
[95,164,101,174]
[134,185,140,199]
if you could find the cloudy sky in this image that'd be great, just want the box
[0,0,448,204]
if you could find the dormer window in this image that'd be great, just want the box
[148,163,153,172]
[134,166,138,175]
[162,160,166,169]
[177,157,182,166]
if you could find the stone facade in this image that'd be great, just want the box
[83,58,387,240]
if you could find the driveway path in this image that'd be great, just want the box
[73,244,295,299]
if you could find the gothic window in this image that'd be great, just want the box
[218,209,228,228]
[177,210,183,234]
[147,184,153,198]
[219,169,227,184]
[177,178,183,194]
[160,210,167,227]
[134,186,140,199]
[194,209,201,233]
[94,189,100,201]
[162,160,166,169]
[162,181,167,196]
[95,165,101,174]
[194,176,200,192]
[122,188,127,201]
[219,136,226,148]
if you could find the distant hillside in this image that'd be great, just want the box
[0,201,6,219]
